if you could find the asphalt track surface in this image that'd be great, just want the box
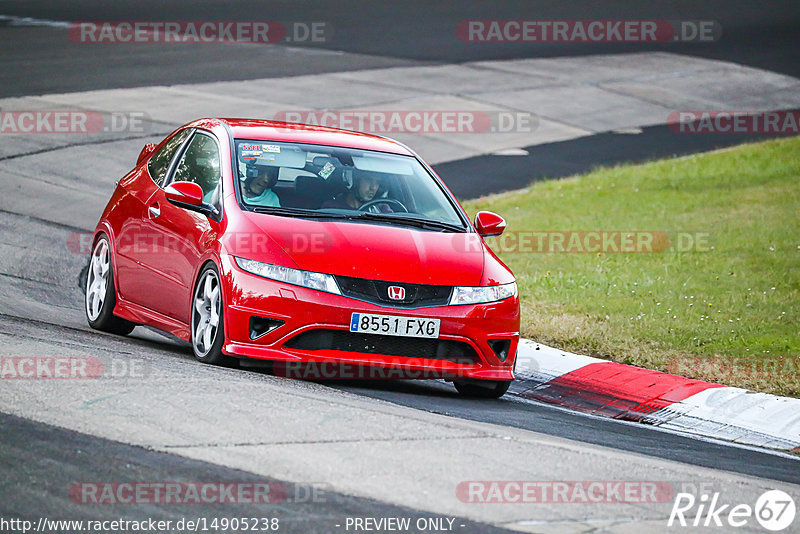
[332,379,800,486]
[1,0,799,96]
[1,412,514,534]
[2,1,799,532]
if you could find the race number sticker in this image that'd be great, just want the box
[241,143,263,160]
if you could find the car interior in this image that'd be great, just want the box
[237,145,418,213]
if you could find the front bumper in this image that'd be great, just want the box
[221,257,520,381]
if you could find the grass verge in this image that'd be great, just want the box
[464,136,800,396]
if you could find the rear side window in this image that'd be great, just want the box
[147,128,191,186]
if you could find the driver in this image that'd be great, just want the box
[322,170,382,210]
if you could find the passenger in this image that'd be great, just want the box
[242,165,280,207]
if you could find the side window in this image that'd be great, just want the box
[147,128,191,187]
[171,132,222,207]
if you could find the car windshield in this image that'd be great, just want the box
[234,139,467,230]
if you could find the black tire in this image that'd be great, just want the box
[84,235,136,336]
[191,263,237,367]
[453,379,511,399]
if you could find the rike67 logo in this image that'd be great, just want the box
[668,490,795,531]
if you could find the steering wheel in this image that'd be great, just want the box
[359,198,408,213]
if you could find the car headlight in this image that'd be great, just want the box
[234,257,341,295]
[449,282,517,305]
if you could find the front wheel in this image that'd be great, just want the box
[453,379,511,399]
[85,235,136,335]
[191,263,236,367]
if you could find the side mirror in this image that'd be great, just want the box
[474,211,506,238]
[137,143,157,166]
[165,181,204,206]
[164,181,221,222]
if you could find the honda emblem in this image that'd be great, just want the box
[387,286,405,300]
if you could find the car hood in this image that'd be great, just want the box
[239,213,487,286]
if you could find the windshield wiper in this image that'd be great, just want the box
[250,207,350,219]
[250,207,466,232]
[352,212,466,232]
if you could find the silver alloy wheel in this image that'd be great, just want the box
[193,270,221,356]
[86,239,110,321]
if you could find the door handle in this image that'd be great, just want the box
[148,204,161,218]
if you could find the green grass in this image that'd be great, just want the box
[464,137,800,396]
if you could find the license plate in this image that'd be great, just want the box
[349,313,440,339]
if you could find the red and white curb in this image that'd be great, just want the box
[514,340,800,452]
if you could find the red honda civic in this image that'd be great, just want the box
[85,118,519,397]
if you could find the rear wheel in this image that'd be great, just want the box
[453,379,511,399]
[191,263,237,367]
[85,235,136,335]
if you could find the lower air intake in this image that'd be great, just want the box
[285,329,481,365]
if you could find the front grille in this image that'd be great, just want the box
[334,275,452,308]
[285,329,480,365]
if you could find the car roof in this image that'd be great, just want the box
[188,118,415,157]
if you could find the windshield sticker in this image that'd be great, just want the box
[318,161,335,179]
[256,154,276,162]
[262,144,281,153]
[241,143,263,160]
